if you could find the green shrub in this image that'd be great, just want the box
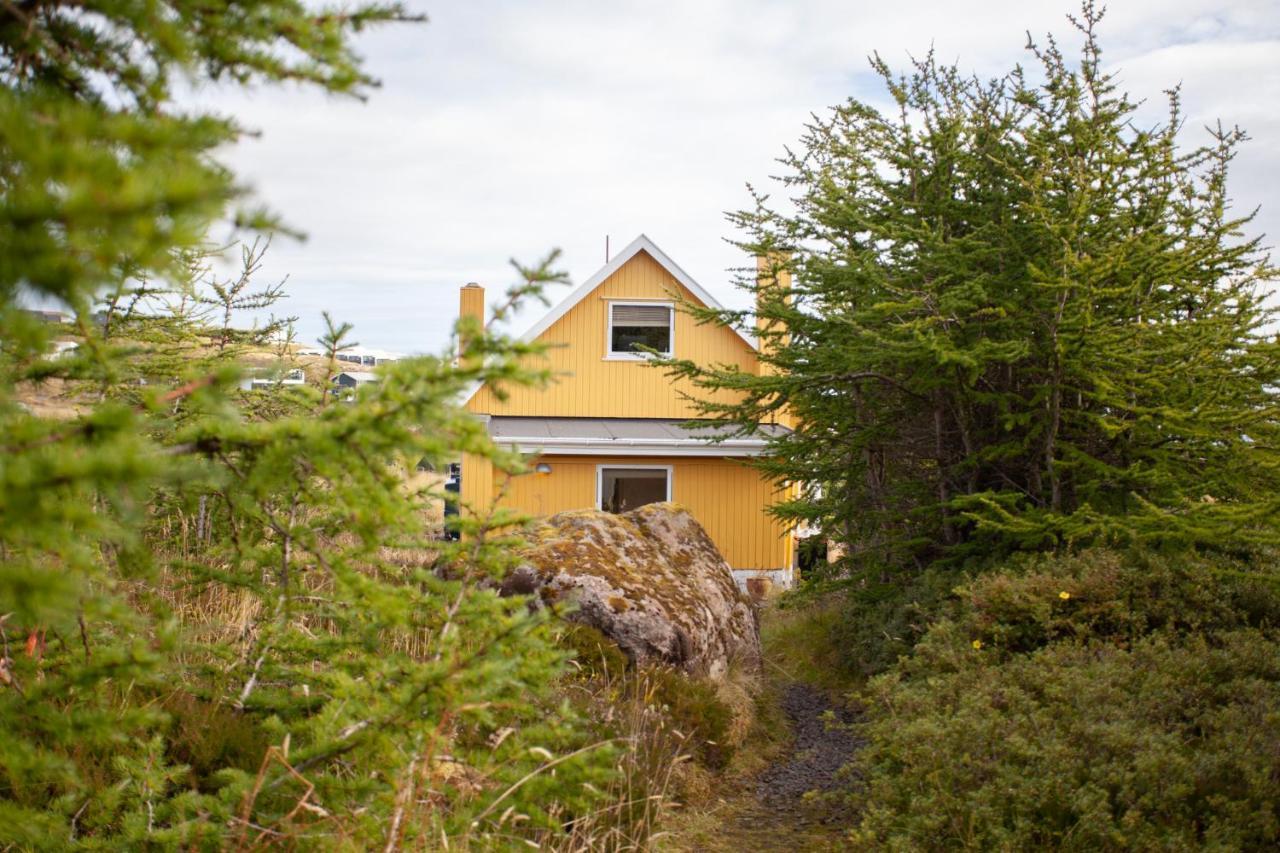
[851,549,1280,850]
[830,567,960,678]
[946,549,1280,657]
[644,666,736,771]
[559,623,630,680]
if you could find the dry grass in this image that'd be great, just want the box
[124,547,769,849]
[14,341,337,421]
[534,665,721,852]
[15,376,93,419]
[138,503,447,660]
[116,475,773,849]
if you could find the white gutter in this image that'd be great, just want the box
[495,435,770,458]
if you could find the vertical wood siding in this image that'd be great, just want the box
[459,450,493,521]
[494,455,792,571]
[467,250,758,419]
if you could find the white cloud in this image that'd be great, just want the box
[187,0,1280,353]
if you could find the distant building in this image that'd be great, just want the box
[298,346,404,365]
[332,371,379,389]
[23,308,72,324]
[334,346,404,366]
[239,367,306,391]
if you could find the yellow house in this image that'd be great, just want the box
[460,234,795,588]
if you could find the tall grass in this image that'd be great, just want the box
[544,670,690,849]
[761,598,854,691]
[120,485,765,850]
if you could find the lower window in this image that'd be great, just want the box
[598,466,671,513]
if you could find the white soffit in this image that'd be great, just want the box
[485,416,785,457]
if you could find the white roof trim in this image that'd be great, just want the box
[522,234,758,351]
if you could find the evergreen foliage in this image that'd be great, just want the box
[667,4,1280,576]
[663,6,1280,845]
[0,3,620,847]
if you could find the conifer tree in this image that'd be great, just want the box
[199,237,293,354]
[668,4,1280,578]
[1,4,617,847]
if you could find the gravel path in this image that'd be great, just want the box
[757,682,864,808]
[663,682,863,851]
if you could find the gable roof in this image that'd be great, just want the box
[334,371,379,384]
[521,234,758,351]
[461,234,757,407]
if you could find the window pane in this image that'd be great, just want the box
[609,304,672,355]
[600,468,668,513]
[611,323,670,354]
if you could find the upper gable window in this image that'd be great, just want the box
[607,302,673,359]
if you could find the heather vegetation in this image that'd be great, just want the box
[853,551,1280,849]
[672,4,1280,848]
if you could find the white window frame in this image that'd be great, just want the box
[604,300,675,361]
[596,464,673,511]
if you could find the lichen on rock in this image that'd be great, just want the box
[502,502,761,679]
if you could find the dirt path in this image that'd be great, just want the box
[663,682,861,851]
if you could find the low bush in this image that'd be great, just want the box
[851,549,1280,850]
[645,665,738,771]
[558,622,630,680]
[940,549,1280,658]
[828,566,960,678]
[162,692,272,792]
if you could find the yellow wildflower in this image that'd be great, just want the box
[1059,591,1071,600]
[971,639,983,650]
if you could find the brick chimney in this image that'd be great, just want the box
[458,282,485,358]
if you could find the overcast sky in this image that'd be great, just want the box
[190,0,1280,355]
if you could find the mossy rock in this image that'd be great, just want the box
[558,623,629,679]
[510,503,761,679]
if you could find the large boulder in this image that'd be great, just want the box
[504,503,760,678]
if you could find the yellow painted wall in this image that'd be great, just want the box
[467,250,758,419]
[459,450,494,521]
[492,455,792,571]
